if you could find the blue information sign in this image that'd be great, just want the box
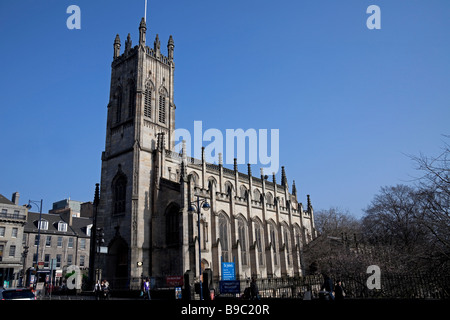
[221,262,236,280]
[219,280,241,294]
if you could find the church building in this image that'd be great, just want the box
[96,18,317,291]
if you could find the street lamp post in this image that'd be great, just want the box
[21,246,29,287]
[188,195,210,300]
[89,183,100,285]
[26,199,43,288]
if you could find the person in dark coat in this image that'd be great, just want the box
[321,273,334,300]
[94,280,102,300]
[250,277,260,300]
[334,280,345,300]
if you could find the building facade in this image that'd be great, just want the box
[23,204,92,286]
[0,193,27,287]
[96,18,316,291]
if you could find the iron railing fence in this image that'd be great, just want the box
[90,273,450,299]
[208,273,450,299]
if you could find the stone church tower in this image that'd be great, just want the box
[97,18,176,289]
[97,18,317,292]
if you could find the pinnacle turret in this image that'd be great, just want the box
[139,17,147,46]
[113,34,121,59]
[167,35,174,61]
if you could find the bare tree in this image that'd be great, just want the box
[303,208,367,276]
[315,207,361,237]
[304,138,450,278]
[362,185,429,273]
[361,137,450,274]
[411,137,450,273]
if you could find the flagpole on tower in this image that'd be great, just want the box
[144,0,147,22]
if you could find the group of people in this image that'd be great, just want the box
[94,279,110,300]
[321,274,345,301]
[242,277,261,300]
[91,275,344,301]
[94,278,151,300]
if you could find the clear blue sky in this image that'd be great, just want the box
[1,1,449,217]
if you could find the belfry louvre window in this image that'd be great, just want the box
[159,95,166,124]
[144,85,152,118]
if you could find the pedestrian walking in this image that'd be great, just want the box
[321,273,335,301]
[94,280,102,300]
[143,277,151,300]
[101,279,110,300]
[250,277,260,300]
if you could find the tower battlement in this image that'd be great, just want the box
[113,18,174,67]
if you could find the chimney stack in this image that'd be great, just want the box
[11,192,20,205]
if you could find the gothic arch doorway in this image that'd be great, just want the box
[201,259,209,274]
[108,236,129,289]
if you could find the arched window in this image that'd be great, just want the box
[269,222,278,266]
[224,181,233,197]
[254,220,264,265]
[166,203,180,245]
[283,225,292,266]
[208,177,217,194]
[112,171,127,215]
[240,185,248,200]
[188,172,199,188]
[144,82,152,118]
[294,225,302,248]
[200,219,208,250]
[294,225,302,267]
[219,213,230,262]
[237,216,248,265]
[266,192,274,205]
[253,189,262,202]
[158,93,166,124]
[226,185,232,196]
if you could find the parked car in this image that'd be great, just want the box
[0,288,36,300]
